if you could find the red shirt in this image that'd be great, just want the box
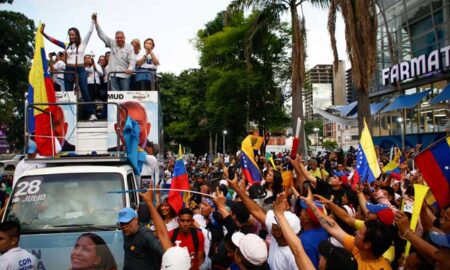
[169,229,205,270]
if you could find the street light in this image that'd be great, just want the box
[313,127,320,147]
[223,130,227,155]
[397,117,405,150]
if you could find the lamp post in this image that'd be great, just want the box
[397,117,405,150]
[223,130,227,155]
[313,127,320,147]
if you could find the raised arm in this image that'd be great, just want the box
[82,20,95,47]
[139,190,172,252]
[314,194,356,228]
[227,173,266,225]
[92,13,113,47]
[40,24,66,49]
[273,193,315,270]
[301,187,348,244]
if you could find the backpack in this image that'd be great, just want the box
[170,227,199,254]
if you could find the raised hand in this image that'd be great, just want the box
[40,23,45,33]
[91,13,97,22]
[273,192,288,216]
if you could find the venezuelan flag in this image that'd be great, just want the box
[415,136,450,208]
[241,134,263,184]
[28,23,56,156]
[382,147,402,173]
[168,145,189,213]
[355,119,381,183]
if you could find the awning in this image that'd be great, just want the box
[430,84,450,105]
[371,100,389,115]
[313,106,358,126]
[330,101,357,117]
[381,89,432,113]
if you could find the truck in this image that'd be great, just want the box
[1,70,163,268]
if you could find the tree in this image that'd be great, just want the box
[228,0,328,155]
[322,140,338,151]
[328,0,378,134]
[0,11,35,151]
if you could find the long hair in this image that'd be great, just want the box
[68,27,81,47]
[157,200,177,220]
[75,233,117,270]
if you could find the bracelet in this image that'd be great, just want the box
[401,229,412,239]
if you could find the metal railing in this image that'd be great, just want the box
[107,70,159,91]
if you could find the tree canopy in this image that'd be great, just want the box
[0,11,35,151]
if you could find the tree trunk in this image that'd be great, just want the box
[209,130,213,156]
[357,86,372,133]
[290,5,307,155]
[214,133,218,155]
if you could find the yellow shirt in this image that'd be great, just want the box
[309,168,329,179]
[354,219,395,263]
[343,235,392,270]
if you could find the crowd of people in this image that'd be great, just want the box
[42,13,160,121]
[1,130,450,270]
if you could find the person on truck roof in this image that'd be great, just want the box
[0,221,38,270]
[40,19,97,121]
[13,140,45,186]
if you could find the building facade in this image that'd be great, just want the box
[370,0,450,147]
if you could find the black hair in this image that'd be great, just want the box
[231,202,250,224]
[363,219,393,258]
[75,233,117,270]
[144,38,155,48]
[178,207,194,218]
[67,27,81,47]
[0,220,21,240]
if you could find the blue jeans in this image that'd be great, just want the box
[110,76,130,91]
[65,66,94,115]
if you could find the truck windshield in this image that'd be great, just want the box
[5,173,125,232]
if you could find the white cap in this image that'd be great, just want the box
[343,205,356,217]
[265,210,301,234]
[231,232,267,266]
[161,241,191,270]
[219,179,229,187]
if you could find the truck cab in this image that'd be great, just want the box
[1,162,138,269]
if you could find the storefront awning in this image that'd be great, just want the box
[430,84,450,105]
[313,106,358,126]
[381,89,432,113]
[330,101,357,117]
[371,100,389,115]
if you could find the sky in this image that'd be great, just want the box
[2,0,348,74]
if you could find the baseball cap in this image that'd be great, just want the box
[202,197,216,209]
[161,241,191,270]
[318,240,357,270]
[117,207,137,223]
[429,231,450,248]
[366,203,394,225]
[27,140,37,154]
[265,210,301,234]
[231,232,267,266]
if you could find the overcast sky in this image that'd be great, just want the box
[3,0,348,74]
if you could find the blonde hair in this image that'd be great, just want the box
[130,39,141,51]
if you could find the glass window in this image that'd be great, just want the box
[407,1,432,24]
[432,0,445,11]
[434,109,449,131]
[6,173,125,233]
[412,32,437,56]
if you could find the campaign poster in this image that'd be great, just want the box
[107,91,159,149]
[54,91,78,150]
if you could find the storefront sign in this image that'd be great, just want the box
[382,45,450,85]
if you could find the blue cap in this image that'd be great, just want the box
[28,140,37,154]
[430,231,450,248]
[117,207,137,223]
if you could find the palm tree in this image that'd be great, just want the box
[228,0,327,155]
[328,0,378,133]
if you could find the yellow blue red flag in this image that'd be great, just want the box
[355,119,381,183]
[241,134,263,183]
[27,23,57,156]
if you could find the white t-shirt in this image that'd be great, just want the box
[141,155,157,177]
[139,52,159,70]
[85,64,103,85]
[265,213,298,270]
[0,247,38,270]
[65,21,94,65]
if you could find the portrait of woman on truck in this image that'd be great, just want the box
[70,232,117,270]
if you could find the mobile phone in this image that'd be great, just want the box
[228,165,235,180]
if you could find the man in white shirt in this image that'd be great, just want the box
[0,221,37,270]
[93,13,135,91]
[13,141,45,186]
